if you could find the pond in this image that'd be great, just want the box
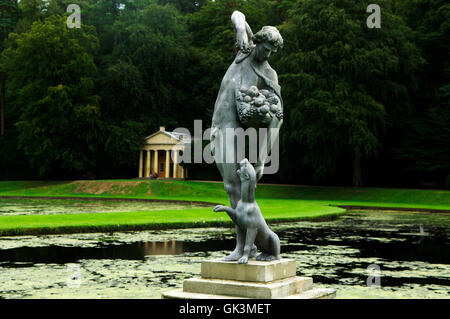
[0,198,208,216]
[0,209,448,299]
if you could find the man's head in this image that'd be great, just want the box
[252,26,283,62]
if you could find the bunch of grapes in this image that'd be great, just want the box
[236,86,283,128]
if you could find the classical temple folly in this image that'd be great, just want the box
[137,126,189,179]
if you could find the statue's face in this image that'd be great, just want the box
[254,42,277,62]
[236,158,256,182]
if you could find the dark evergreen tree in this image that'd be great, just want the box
[0,0,18,136]
[275,0,422,185]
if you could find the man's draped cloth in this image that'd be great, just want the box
[235,49,283,109]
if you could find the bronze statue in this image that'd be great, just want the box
[211,11,283,263]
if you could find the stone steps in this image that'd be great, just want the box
[183,276,313,298]
[162,258,336,299]
[162,287,336,299]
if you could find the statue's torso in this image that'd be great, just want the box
[212,52,279,129]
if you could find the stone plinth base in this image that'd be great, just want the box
[201,258,296,282]
[162,258,336,299]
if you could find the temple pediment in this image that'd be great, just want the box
[144,131,181,145]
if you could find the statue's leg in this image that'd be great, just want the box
[213,126,257,260]
[238,228,258,264]
[214,204,253,259]
[220,162,246,261]
[255,118,282,182]
[256,231,280,261]
[223,225,245,261]
[221,163,241,208]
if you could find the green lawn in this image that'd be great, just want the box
[0,180,448,236]
[0,199,343,236]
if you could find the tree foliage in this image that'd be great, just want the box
[275,0,422,184]
[0,0,447,187]
[3,15,101,177]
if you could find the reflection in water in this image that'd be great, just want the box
[0,241,185,265]
[0,239,234,265]
[143,241,183,255]
[0,210,448,299]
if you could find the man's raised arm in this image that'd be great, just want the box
[231,11,253,53]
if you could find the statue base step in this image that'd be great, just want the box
[162,287,336,299]
[162,258,336,299]
[201,258,296,282]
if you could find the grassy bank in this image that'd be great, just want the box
[1,180,449,209]
[0,200,343,236]
[0,180,448,236]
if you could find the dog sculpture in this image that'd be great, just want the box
[214,158,281,264]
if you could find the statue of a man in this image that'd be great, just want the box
[211,11,284,261]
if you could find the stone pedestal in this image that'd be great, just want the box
[162,259,336,299]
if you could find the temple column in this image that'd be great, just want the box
[180,166,185,179]
[145,150,151,177]
[173,150,178,178]
[165,150,170,178]
[138,150,143,178]
[153,149,158,175]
